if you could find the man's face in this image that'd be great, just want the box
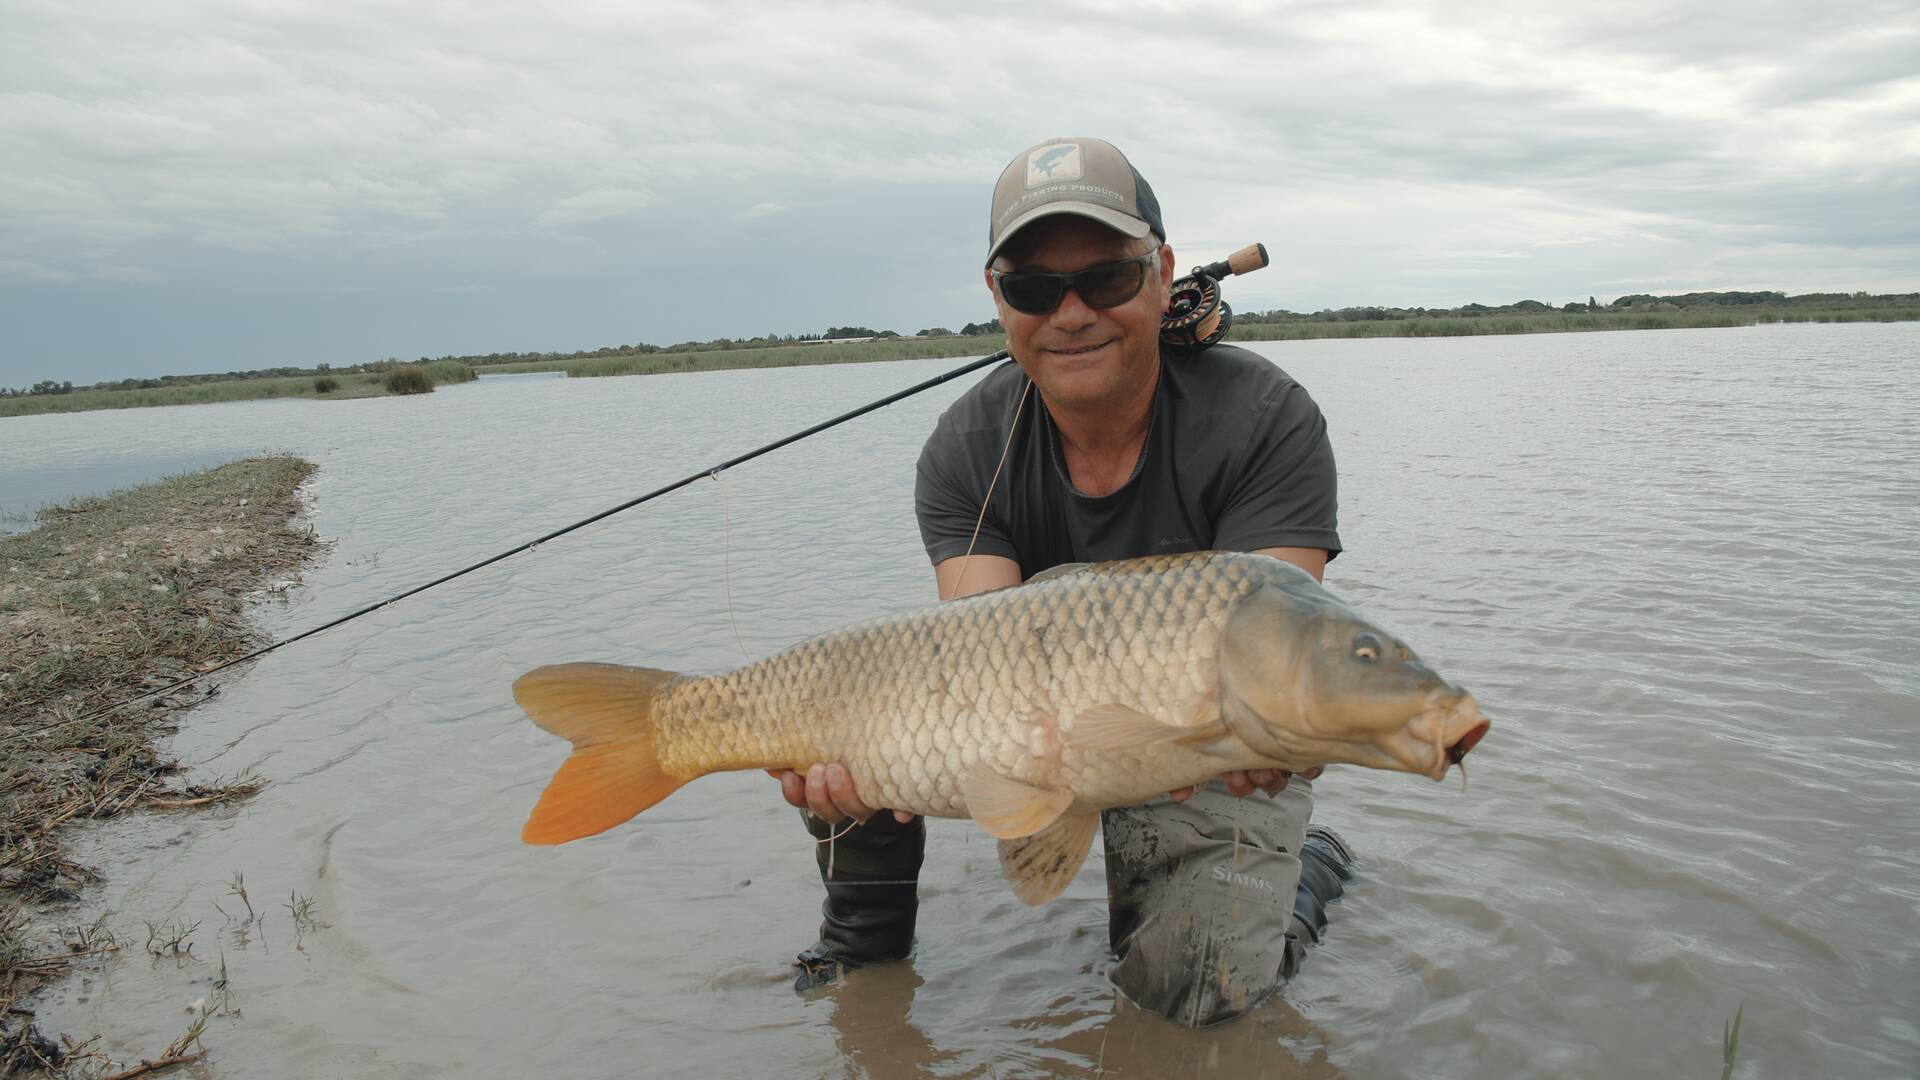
[986,215,1176,414]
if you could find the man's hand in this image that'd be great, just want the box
[1167,766,1324,803]
[767,764,917,825]
[771,761,1322,820]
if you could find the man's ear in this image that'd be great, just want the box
[984,266,1013,325]
[1156,243,1176,309]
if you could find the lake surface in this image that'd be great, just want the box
[0,447,245,532]
[3,322,1916,1078]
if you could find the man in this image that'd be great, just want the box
[770,137,1354,1027]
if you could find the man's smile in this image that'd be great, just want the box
[1043,339,1117,360]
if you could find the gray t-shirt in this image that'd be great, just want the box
[915,343,1341,575]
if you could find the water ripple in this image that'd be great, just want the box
[4,326,1917,1077]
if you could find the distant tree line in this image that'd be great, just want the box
[0,380,77,398]
[1238,290,1920,326]
[36,290,1916,396]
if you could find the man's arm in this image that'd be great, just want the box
[1251,546,1326,583]
[934,553,1023,600]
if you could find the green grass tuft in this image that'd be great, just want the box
[383,365,434,394]
[422,360,476,385]
[1723,1004,1743,1080]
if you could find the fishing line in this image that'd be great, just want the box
[23,348,1015,739]
[813,815,860,879]
[950,377,1033,599]
[713,473,751,664]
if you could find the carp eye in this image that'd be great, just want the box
[1353,634,1382,663]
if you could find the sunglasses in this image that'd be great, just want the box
[991,248,1160,316]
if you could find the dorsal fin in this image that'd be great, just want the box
[1025,562,1091,585]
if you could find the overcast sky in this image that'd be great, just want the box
[3,0,1917,386]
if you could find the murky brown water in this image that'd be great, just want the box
[3,323,1916,1078]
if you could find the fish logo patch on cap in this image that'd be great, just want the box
[1026,143,1083,186]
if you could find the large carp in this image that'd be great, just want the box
[515,551,1489,904]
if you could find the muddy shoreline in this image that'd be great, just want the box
[1,456,322,1076]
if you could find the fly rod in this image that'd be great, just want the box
[48,242,1272,730]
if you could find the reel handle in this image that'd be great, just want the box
[1191,242,1269,282]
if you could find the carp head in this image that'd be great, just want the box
[1217,581,1490,780]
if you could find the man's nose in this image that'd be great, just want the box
[1050,284,1098,329]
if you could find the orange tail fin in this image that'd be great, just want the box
[514,662,690,844]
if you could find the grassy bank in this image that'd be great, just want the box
[1226,305,1920,341]
[0,456,322,1074]
[474,333,1010,378]
[0,362,476,419]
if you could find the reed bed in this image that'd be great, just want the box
[422,360,478,385]
[383,365,435,394]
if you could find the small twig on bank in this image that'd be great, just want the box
[95,998,211,1079]
[96,1052,207,1080]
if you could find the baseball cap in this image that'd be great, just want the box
[985,137,1165,266]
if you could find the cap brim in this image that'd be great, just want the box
[986,203,1153,265]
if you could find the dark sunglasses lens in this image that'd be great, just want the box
[1074,261,1146,308]
[998,256,1149,314]
[1000,274,1066,315]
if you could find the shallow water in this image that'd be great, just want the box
[3,322,1916,1078]
[0,446,246,532]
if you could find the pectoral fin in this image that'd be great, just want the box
[1066,704,1229,751]
[962,764,1075,840]
[997,812,1100,905]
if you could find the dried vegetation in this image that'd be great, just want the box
[1,455,321,1076]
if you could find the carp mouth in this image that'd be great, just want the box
[1400,692,1491,781]
[1448,714,1490,764]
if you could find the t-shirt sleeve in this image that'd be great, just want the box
[915,425,1020,566]
[1212,381,1342,558]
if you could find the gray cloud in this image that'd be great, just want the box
[1,0,1915,384]
[734,203,789,221]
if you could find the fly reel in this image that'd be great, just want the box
[1160,242,1271,351]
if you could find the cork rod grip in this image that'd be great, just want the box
[1226,243,1269,276]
